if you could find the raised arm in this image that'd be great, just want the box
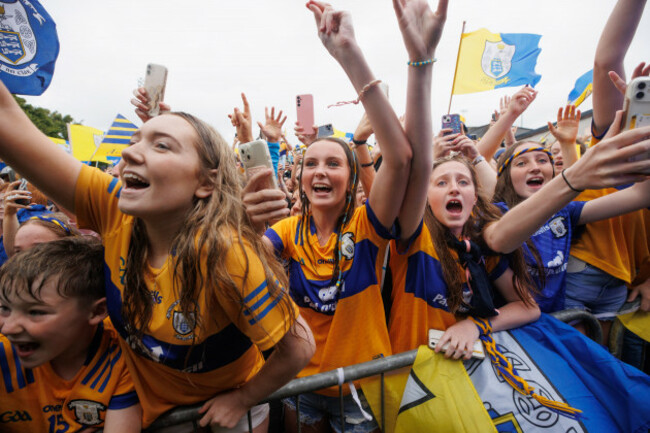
[478,86,537,161]
[351,111,376,197]
[393,0,449,238]
[592,0,647,136]
[307,1,412,229]
[483,124,650,253]
[0,81,80,212]
[547,105,580,169]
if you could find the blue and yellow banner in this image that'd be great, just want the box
[0,0,59,95]
[452,28,542,95]
[92,114,138,163]
[567,69,593,107]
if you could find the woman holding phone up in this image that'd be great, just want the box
[0,81,315,431]
[244,0,447,431]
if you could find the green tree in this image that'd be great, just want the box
[13,96,75,140]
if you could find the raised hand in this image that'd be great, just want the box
[548,105,581,145]
[257,107,286,143]
[432,130,461,159]
[228,93,253,143]
[507,86,537,118]
[242,168,290,234]
[294,121,317,147]
[393,0,448,61]
[306,1,358,62]
[131,87,171,123]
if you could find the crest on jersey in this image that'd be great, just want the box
[548,216,567,238]
[481,41,515,79]
[67,400,106,426]
[166,299,197,339]
[340,232,355,260]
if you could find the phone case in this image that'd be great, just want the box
[428,329,485,359]
[622,77,650,168]
[442,114,462,135]
[238,140,278,189]
[317,124,334,138]
[144,63,168,117]
[296,94,315,135]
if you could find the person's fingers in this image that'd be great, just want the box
[279,115,287,127]
[603,110,624,140]
[556,107,563,123]
[242,168,274,194]
[627,288,640,302]
[608,71,628,96]
[241,93,250,114]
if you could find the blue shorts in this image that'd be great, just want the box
[565,262,627,320]
[283,391,378,433]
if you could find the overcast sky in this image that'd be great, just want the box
[23,1,650,142]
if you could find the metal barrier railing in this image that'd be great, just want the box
[130,310,604,432]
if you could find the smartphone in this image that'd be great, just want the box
[238,140,278,190]
[296,94,315,136]
[317,124,334,139]
[442,114,463,136]
[622,77,650,167]
[16,178,30,206]
[428,329,485,359]
[144,63,168,117]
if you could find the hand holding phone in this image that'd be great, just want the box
[442,114,462,136]
[239,140,278,190]
[144,63,168,117]
[622,77,650,169]
[428,328,485,359]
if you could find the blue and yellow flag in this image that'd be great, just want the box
[92,114,138,163]
[452,28,542,95]
[0,0,59,95]
[567,69,593,107]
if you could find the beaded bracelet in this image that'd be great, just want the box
[327,79,382,108]
[407,58,437,67]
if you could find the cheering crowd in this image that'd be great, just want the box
[0,0,649,432]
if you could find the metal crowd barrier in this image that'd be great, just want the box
[100,310,604,433]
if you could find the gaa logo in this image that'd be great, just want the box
[0,410,32,422]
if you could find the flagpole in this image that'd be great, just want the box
[447,21,466,115]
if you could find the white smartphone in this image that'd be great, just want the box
[238,139,278,190]
[622,77,650,169]
[144,63,168,117]
[317,124,334,138]
[428,329,485,359]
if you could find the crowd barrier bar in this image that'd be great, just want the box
[112,310,602,433]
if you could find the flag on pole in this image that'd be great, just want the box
[452,28,542,95]
[567,69,593,107]
[0,0,59,95]
[91,114,138,163]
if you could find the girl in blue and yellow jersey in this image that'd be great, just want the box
[246,1,447,431]
[0,82,316,431]
[493,139,650,321]
[389,154,539,356]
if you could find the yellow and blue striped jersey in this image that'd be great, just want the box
[74,165,298,427]
[388,222,508,354]
[266,203,393,396]
[0,322,137,433]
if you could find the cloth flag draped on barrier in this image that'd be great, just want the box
[363,314,650,433]
[91,114,138,164]
[568,69,593,107]
[0,0,59,95]
[452,28,541,95]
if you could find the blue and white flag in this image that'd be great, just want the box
[0,0,59,95]
[468,314,650,432]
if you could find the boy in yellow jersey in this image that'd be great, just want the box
[0,237,140,433]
